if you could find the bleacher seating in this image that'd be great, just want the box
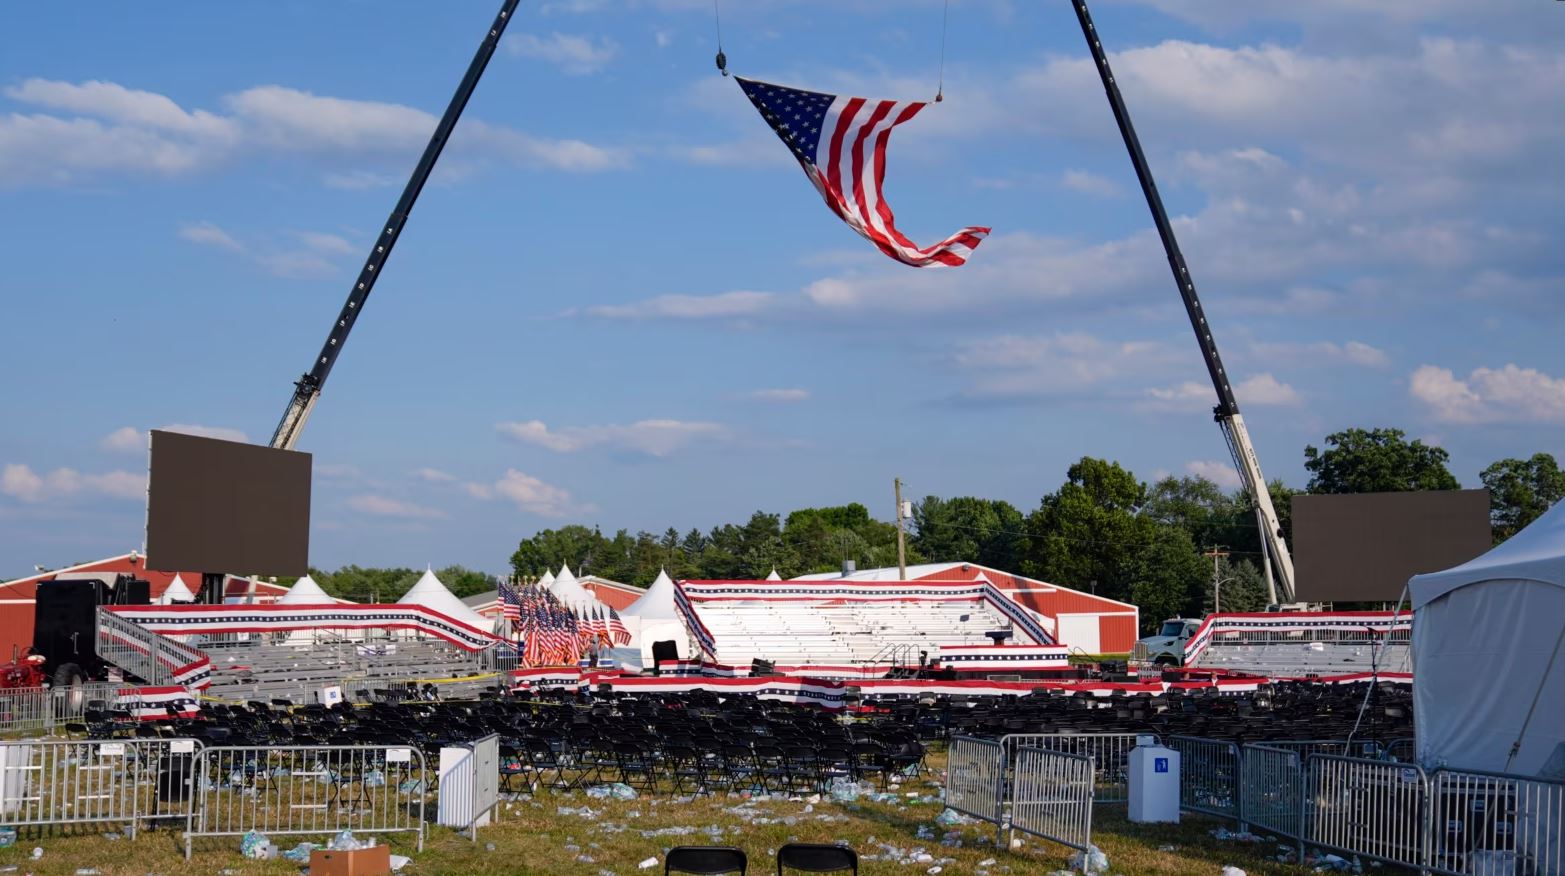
[200,633,499,705]
[697,598,1019,669]
[1190,636,1412,676]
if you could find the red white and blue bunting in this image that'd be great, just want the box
[105,603,503,652]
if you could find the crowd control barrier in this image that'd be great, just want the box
[0,737,204,839]
[1010,746,1096,870]
[183,744,427,859]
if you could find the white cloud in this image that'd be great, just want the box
[1060,169,1122,198]
[955,332,1182,401]
[345,494,446,519]
[1186,460,1243,489]
[322,170,397,190]
[465,469,585,517]
[1235,373,1303,406]
[315,463,362,481]
[178,222,243,252]
[654,29,675,49]
[585,291,775,320]
[295,231,354,256]
[743,388,810,403]
[496,419,730,456]
[1410,363,1565,424]
[99,426,145,454]
[1,464,144,503]
[1144,381,1213,409]
[1245,339,1390,369]
[412,468,457,483]
[1,78,628,188]
[506,32,618,75]
[160,423,249,443]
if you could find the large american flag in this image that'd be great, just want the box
[738,77,989,268]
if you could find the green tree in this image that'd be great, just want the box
[1304,427,1460,493]
[1127,525,1208,632]
[1020,457,1152,603]
[1143,475,1243,551]
[311,566,419,602]
[1482,453,1565,542]
[911,496,1025,568]
[509,525,604,579]
[436,565,494,599]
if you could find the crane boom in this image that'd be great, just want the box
[1070,0,1296,603]
[270,0,521,451]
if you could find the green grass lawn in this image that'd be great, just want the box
[0,756,1322,875]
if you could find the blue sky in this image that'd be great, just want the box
[3,1,1562,578]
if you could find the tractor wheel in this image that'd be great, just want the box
[52,662,85,713]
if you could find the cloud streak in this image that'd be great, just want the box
[497,419,731,457]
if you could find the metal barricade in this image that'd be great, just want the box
[0,737,204,838]
[1268,739,1382,762]
[945,736,1005,827]
[1010,746,1095,870]
[1382,738,1417,763]
[1240,744,1305,841]
[0,684,121,735]
[184,744,427,859]
[1001,733,1147,804]
[1304,754,1430,871]
[1170,736,1242,823]
[1428,767,1565,876]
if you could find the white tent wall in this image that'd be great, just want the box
[637,619,693,666]
[1411,500,1565,778]
[1413,578,1565,775]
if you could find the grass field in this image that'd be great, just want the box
[0,754,1321,875]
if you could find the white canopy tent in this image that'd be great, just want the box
[548,564,603,611]
[622,569,692,668]
[159,573,196,605]
[398,568,493,632]
[1411,500,1565,777]
[276,574,333,605]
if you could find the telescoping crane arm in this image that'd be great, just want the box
[270,0,521,451]
[1070,0,1296,604]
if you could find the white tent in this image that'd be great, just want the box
[548,564,601,610]
[537,569,556,589]
[1411,500,1565,777]
[398,568,493,632]
[159,573,196,604]
[277,574,333,605]
[765,568,782,581]
[623,569,691,667]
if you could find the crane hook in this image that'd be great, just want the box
[716,49,728,76]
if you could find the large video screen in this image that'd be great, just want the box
[1293,489,1490,602]
[145,430,311,575]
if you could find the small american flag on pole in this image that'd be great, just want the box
[738,77,989,268]
[497,579,522,621]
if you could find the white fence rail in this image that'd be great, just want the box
[0,737,203,838]
[1001,733,1146,804]
[1010,746,1095,867]
[183,744,427,859]
[946,736,1005,826]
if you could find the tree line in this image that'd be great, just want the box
[257,427,1558,630]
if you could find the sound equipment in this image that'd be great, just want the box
[750,658,775,676]
[115,575,150,605]
[35,579,99,670]
[650,641,679,675]
[157,756,194,802]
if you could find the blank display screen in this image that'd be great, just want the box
[1293,489,1491,602]
[145,430,311,575]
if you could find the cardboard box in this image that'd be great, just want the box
[309,844,391,876]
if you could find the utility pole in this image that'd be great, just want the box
[1203,548,1230,613]
[894,478,908,580]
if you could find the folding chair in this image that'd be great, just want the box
[666,845,747,875]
[776,843,857,874]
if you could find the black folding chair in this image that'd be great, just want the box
[666,845,747,875]
[776,843,857,874]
